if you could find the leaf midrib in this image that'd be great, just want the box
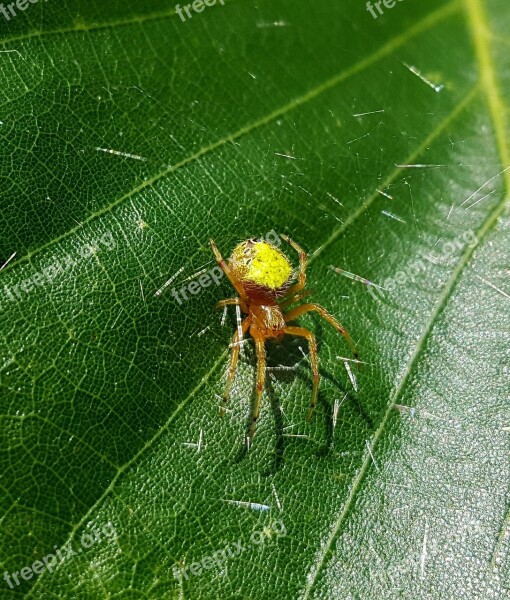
[464,0,510,567]
[302,186,510,600]
[301,0,510,594]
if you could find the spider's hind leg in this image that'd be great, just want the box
[209,239,248,302]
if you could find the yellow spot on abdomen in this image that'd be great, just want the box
[230,241,292,290]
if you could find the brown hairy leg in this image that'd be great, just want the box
[281,235,307,295]
[215,297,249,313]
[284,325,320,420]
[221,317,250,415]
[278,290,312,310]
[284,303,359,359]
[209,239,249,302]
[248,332,267,439]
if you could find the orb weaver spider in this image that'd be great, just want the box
[210,235,359,440]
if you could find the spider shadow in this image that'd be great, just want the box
[234,318,372,471]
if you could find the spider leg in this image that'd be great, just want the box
[281,234,307,295]
[209,239,249,302]
[284,303,359,360]
[215,297,248,313]
[216,298,239,308]
[284,326,320,420]
[278,289,312,310]
[248,332,267,439]
[222,317,250,415]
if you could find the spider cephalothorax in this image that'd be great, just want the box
[210,235,358,441]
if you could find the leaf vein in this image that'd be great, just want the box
[302,85,510,598]
[4,0,459,279]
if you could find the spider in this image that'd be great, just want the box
[210,235,359,440]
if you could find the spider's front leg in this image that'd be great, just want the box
[248,332,267,439]
[284,303,359,360]
[216,298,239,308]
[222,317,250,415]
[215,297,249,313]
[278,290,312,310]
[284,325,320,420]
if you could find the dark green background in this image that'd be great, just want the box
[0,0,509,598]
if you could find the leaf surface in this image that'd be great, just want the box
[0,0,509,598]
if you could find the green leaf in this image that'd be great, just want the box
[1,0,509,598]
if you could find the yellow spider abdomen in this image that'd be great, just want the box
[230,239,293,290]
